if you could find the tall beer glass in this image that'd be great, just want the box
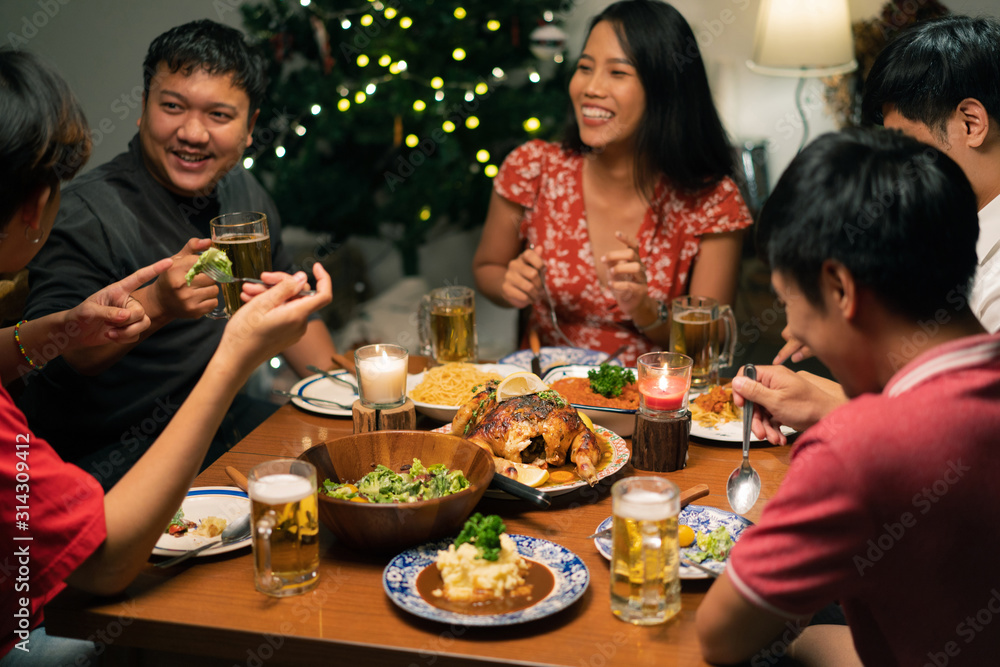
[210,211,272,317]
[669,295,737,389]
[610,476,680,624]
[418,286,478,363]
[249,459,320,597]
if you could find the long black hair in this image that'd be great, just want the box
[563,0,735,195]
[0,50,91,229]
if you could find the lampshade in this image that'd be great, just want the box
[747,0,858,78]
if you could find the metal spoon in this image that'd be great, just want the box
[726,364,761,515]
[155,513,251,568]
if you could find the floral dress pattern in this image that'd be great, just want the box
[494,139,752,366]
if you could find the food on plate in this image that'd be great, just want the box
[408,363,503,406]
[184,247,232,286]
[165,508,196,536]
[678,524,695,548]
[451,375,602,485]
[689,384,741,428]
[687,525,734,563]
[321,458,470,503]
[433,514,529,602]
[193,516,227,537]
[549,364,640,410]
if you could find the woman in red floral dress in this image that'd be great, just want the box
[473,0,752,366]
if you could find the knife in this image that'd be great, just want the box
[528,329,542,377]
[587,483,710,539]
[489,472,551,509]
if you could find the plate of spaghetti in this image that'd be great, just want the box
[542,365,639,437]
[689,384,794,443]
[407,363,526,422]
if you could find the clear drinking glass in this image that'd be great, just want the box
[209,211,271,318]
[636,352,693,419]
[417,286,477,363]
[610,476,681,625]
[249,459,320,597]
[669,295,737,389]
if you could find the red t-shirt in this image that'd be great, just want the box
[728,334,1000,666]
[494,140,752,365]
[1,385,106,657]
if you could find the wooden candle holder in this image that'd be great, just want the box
[631,410,690,473]
[352,398,417,433]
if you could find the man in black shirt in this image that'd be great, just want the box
[20,20,338,488]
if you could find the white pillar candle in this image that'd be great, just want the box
[355,344,407,407]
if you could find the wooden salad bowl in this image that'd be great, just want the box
[299,430,493,552]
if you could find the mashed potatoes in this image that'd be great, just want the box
[433,533,528,602]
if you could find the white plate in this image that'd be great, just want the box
[689,403,795,443]
[593,505,752,579]
[383,534,589,626]
[153,486,251,557]
[288,371,358,416]
[432,423,629,498]
[542,365,638,437]
[498,346,619,373]
[406,363,525,422]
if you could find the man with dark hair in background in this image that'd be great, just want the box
[19,20,338,489]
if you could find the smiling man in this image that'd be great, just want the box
[19,20,337,489]
[696,129,1000,665]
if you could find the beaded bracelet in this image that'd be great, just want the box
[14,320,44,370]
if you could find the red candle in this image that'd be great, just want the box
[639,375,688,411]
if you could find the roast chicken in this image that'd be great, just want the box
[452,381,601,485]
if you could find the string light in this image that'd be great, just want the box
[397,60,408,71]
[379,54,391,67]
[523,117,541,132]
[366,82,377,94]
[405,134,419,148]
[484,164,498,177]
[554,54,564,64]
[413,99,426,111]
[310,104,322,115]
[388,62,401,74]
[529,71,541,83]
[400,17,412,29]
[476,149,490,163]
[357,54,369,67]
[294,125,307,136]
[464,91,474,102]
[275,146,286,158]
[452,48,466,61]
[341,19,351,29]
[354,91,366,104]
[454,7,466,19]
[360,14,373,26]
[487,19,500,31]
[419,206,431,221]
[465,116,479,129]
[337,98,351,111]
[492,67,505,78]
[544,10,554,21]
[243,157,254,169]
[300,0,311,5]
[430,77,444,89]
[384,7,397,19]
[475,82,488,95]
[434,90,445,101]
[442,120,456,133]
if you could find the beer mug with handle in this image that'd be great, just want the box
[249,459,320,597]
[669,295,737,389]
[417,286,478,363]
[207,211,271,319]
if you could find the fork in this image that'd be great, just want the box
[537,264,575,347]
[201,263,317,296]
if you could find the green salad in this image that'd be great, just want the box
[322,458,470,503]
[687,525,734,563]
[185,247,233,286]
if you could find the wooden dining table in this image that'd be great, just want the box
[46,400,792,667]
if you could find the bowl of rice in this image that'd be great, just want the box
[406,363,526,422]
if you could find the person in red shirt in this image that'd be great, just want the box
[696,128,1000,665]
[473,0,751,365]
[0,50,331,660]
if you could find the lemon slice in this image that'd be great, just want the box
[577,410,595,433]
[496,371,548,402]
[500,461,550,487]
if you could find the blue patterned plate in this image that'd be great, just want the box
[499,346,619,373]
[288,371,358,417]
[152,487,251,557]
[384,534,589,626]
[593,505,752,579]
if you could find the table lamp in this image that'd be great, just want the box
[747,0,858,152]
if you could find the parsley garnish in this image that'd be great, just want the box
[587,363,636,398]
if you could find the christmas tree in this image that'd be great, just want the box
[240,0,570,274]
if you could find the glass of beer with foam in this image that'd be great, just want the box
[209,211,272,318]
[610,476,680,624]
[669,295,737,389]
[248,459,320,597]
